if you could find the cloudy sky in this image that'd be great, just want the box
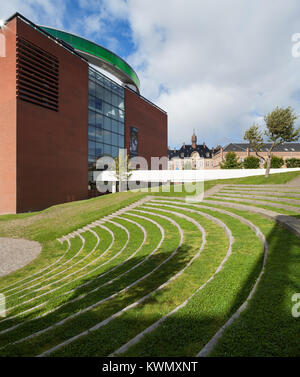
[2,0,300,148]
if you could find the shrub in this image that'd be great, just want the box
[243,156,260,169]
[220,152,242,169]
[264,156,284,169]
[286,158,300,168]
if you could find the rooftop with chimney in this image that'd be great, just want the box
[168,131,219,159]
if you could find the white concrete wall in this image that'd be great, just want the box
[94,168,300,183]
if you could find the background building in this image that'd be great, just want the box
[169,135,300,170]
[168,132,216,170]
[0,13,167,213]
[212,143,300,168]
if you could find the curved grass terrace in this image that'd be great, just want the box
[0,171,299,357]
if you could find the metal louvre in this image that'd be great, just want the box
[17,37,59,111]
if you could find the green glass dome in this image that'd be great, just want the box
[40,26,140,92]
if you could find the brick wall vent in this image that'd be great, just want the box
[17,37,59,111]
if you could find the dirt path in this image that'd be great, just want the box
[0,238,41,277]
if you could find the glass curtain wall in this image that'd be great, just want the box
[88,66,125,182]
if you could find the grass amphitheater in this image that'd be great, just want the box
[0,170,299,357]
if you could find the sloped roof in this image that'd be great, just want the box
[168,144,212,159]
[223,143,300,152]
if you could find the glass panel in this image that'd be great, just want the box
[96,84,103,99]
[96,113,103,128]
[118,134,124,147]
[96,72,103,83]
[89,69,95,79]
[88,126,96,140]
[95,98,102,112]
[112,146,119,158]
[104,130,112,144]
[103,102,111,117]
[110,106,118,120]
[88,95,95,110]
[88,68,125,178]
[112,132,118,146]
[111,119,119,133]
[88,141,96,155]
[104,78,111,90]
[104,144,112,155]
[104,116,111,131]
[120,109,125,121]
[119,122,124,135]
[112,93,118,108]
[111,83,119,94]
[118,96,124,110]
[104,88,111,103]
[95,142,103,157]
[89,80,95,96]
[95,128,103,143]
[88,110,95,126]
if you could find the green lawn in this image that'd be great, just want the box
[0,170,299,357]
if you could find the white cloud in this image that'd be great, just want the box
[122,0,300,147]
[0,0,65,28]
[3,1,300,149]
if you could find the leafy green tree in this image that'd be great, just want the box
[263,156,284,169]
[220,152,242,169]
[286,158,300,168]
[244,107,300,177]
[244,125,266,162]
[243,156,260,169]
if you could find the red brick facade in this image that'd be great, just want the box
[0,17,89,213]
[0,19,17,213]
[0,16,168,214]
[125,89,168,169]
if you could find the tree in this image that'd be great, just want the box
[113,152,133,192]
[264,107,299,176]
[220,152,242,169]
[263,156,284,169]
[243,156,260,169]
[286,158,300,168]
[244,124,266,162]
[244,107,300,177]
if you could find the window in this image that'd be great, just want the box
[89,80,95,96]
[111,119,119,133]
[88,126,95,140]
[88,141,96,155]
[89,95,95,110]
[95,98,102,112]
[104,144,112,155]
[95,143,103,157]
[104,130,112,144]
[88,111,95,126]
[104,116,111,131]
[96,113,102,128]
[96,84,103,98]
[112,133,119,146]
[95,128,103,143]
[88,67,124,176]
